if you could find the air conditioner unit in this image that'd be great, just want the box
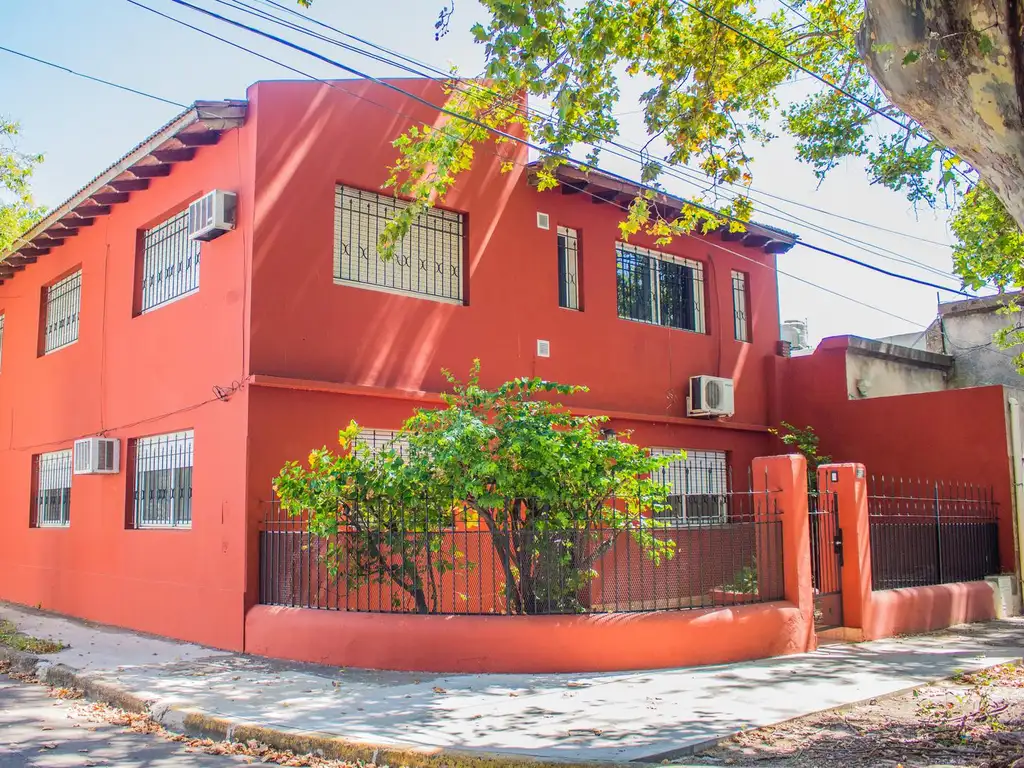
[687,375,735,418]
[188,190,237,241]
[73,437,120,475]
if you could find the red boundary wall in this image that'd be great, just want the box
[822,463,998,641]
[244,455,816,673]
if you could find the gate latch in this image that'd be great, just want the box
[833,528,844,567]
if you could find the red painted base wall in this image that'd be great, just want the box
[245,601,812,673]
[863,582,999,641]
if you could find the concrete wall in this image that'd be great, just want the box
[845,351,947,399]
[0,124,256,650]
[940,297,1024,388]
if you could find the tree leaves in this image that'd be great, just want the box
[0,118,45,253]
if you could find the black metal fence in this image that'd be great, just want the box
[868,477,1000,590]
[259,480,784,615]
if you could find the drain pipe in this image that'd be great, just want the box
[1007,397,1024,603]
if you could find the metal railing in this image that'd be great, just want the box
[868,476,1000,590]
[140,209,200,312]
[259,481,784,615]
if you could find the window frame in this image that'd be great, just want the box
[0,312,5,373]
[130,430,195,530]
[731,270,750,343]
[32,449,73,528]
[615,243,706,334]
[649,448,729,527]
[138,208,202,314]
[41,269,82,355]
[557,226,581,311]
[333,185,466,305]
[356,428,409,458]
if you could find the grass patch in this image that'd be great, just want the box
[0,619,65,654]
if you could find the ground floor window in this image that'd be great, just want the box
[33,449,72,527]
[649,448,728,525]
[131,430,194,528]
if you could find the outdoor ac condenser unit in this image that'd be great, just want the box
[687,375,736,418]
[73,437,120,475]
[188,190,237,241]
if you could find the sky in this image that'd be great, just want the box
[0,0,973,346]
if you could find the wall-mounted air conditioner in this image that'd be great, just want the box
[687,375,735,418]
[188,190,237,241]
[73,437,120,475]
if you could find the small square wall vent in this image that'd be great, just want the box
[537,339,551,358]
[536,212,550,230]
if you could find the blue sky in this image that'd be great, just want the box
[1,0,969,345]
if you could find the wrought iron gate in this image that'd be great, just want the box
[808,488,843,629]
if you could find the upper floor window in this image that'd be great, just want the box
[557,226,581,310]
[42,270,82,354]
[650,448,728,526]
[732,270,750,342]
[33,449,73,528]
[615,243,705,333]
[0,313,5,372]
[140,209,200,313]
[334,186,464,304]
[131,430,194,529]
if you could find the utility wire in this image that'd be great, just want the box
[128,0,975,316]
[0,44,187,108]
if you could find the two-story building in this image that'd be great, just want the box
[0,78,797,651]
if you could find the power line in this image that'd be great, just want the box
[128,0,973,318]
[0,45,187,108]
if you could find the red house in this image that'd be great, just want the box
[0,79,800,654]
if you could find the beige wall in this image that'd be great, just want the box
[845,351,947,399]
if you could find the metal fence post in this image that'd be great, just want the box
[934,482,943,584]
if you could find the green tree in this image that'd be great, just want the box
[0,118,44,252]
[274,363,680,614]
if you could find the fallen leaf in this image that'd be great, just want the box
[40,743,58,750]
[432,686,447,694]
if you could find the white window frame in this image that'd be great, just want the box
[650,448,728,526]
[333,186,465,304]
[557,226,581,310]
[43,270,82,354]
[34,449,73,528]
[357,428,409,458]
[616,243,706,333]
[0,313,5,372]
[140,209,201,313]
[132,430,194,529]
[732,270,750,342]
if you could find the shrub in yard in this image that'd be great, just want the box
[275,361,682,614]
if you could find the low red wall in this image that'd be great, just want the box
[245,600,812,673]
[863,581,998,641]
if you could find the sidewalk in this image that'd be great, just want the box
[2,602,1023,766]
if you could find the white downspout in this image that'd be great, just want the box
[1007,397,1024,604]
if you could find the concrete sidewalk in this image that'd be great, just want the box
[2,603,1023,766]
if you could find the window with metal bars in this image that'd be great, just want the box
[650,449,729,526]
[42,270,81,354]
[131,430,194,529]
[0,313,5,372]
[557,226,581,310]
[732,270,750,342]
[615,243,705,333]
[333,186,465,303]
[357,428,409,458]
[33,450,72,527]
[140,210,201,312]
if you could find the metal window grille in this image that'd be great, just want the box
[34,450,72,527]
[0,313,5,372]
[140,210,201,312]
[132,430,194,528]
[731,270,750,342]
[43,270,82,354]
[333,186,464,303]
[557,226,581,310]
[650,449,728,525]
[357,428,409,458]
[615,243,705,333]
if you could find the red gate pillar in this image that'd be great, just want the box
[753,454,815,652]
[818,463,871,636]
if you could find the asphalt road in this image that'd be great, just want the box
[0,674,246,767]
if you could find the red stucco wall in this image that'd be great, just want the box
[0,125,256,650]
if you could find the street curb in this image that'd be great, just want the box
[0,645,617,768]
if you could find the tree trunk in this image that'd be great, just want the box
[859,0,1024,227]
